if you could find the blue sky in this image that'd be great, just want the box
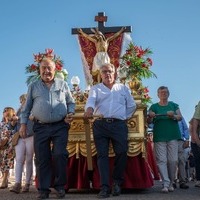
[0,0,199,124]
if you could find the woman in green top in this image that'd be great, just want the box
[147,86,182,193]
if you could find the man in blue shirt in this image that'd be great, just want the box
[84,63,136,198]
[19,57,75,199]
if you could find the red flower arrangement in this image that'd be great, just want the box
[25,49,68,85]
[118,42,157,106]
[118,42,156,81]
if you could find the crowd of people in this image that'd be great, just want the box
[0,55,136,199]
[0,47,200,199]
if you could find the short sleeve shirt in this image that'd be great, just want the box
[149,101,181,142]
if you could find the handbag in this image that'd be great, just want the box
[12,132,20,146]
[0,138,8,150]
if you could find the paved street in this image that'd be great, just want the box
[0,180,199,200]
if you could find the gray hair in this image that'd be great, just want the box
[99,63,116,73]
[157,86,170,95]
[39,58,56,68]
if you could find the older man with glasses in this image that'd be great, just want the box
[84,63,136,198]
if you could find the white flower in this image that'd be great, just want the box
[55,72,65,80]
[117,66,128,79]
[62,68,68,75]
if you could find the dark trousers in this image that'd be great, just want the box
[33,121,70,192]
[93,120,128,189]
[191,142,200,180]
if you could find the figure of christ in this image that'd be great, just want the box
[77,27,126,84]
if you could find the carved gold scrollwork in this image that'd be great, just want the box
[68,141,97,158]
[70,120,85,132]
[67,102,148,159]
[127,118,137,129]
[67,140,146,158]
[127,140,146,157]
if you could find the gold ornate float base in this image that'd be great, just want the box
[68,99,147,159]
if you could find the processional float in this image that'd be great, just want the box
[65,12,159,190]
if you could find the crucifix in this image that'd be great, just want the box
[72,12,132,84]
[71,13,132,172]
[72,12,132,34]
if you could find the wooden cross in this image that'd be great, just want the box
[71,12,132,34]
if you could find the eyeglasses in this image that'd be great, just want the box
[101,70,114,74]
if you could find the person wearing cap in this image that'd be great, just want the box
[19,54,75,199]
[84,63,136,198]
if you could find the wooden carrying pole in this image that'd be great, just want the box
[70,115,101,171]
[83,118,93,171]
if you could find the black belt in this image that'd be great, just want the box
[98,118,124,123]
[34,118,64,125]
